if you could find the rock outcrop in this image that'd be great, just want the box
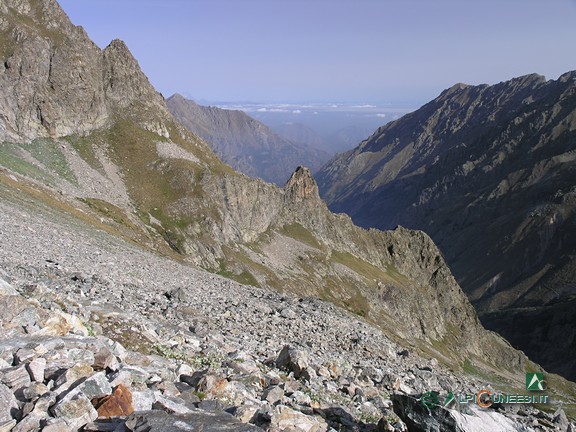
[317,71,576,380]
[0,0,169,143]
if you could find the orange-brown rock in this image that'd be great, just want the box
[95,384,133,418]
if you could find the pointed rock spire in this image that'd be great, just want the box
[284,166,320,203]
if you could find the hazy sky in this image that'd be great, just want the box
[58,0,576,105]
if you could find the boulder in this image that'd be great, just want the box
[275,346,309,379]
[392,393,519,432]
[0,383,19,422]
[50,393,98,430]
[95,384,134,418]
[270,405,328,432]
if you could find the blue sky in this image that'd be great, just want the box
[58,0,576,105]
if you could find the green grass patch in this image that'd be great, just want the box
[0,139,77,186]
[216,252,261,288]
[0,143,54,184]
[65,135,105,174]
[80,198,140,230]
[318,274,371,318]
[217,269,260,287]
[27,138,77,185]
[280,223,322,249]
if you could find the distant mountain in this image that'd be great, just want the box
[272,122,332,155]
[327,124,381,154]
[317,72,576,380]
[273,122,381,156]
[166,94,330,185]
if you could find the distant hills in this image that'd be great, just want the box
[271,122,331,154]
[317,72,576,380]
[272,122,378,155]
[166,94,330,185]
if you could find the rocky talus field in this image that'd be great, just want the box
[0,179,573,432]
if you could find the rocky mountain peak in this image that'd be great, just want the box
[1,0,70,29]
[440,82,471,97]
[102,38,167,115]
[0,2,169,143]
[283,166,320,203]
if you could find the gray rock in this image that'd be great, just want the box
[41,418,75,432]
[228,405,260,423]
[73,371,113,400]
[131,389,156,412]
[11,412,42,432]
[270,405,328,432]
[14,348,37,365]
[262,385,284,405]
[124,409,263,431]
[0,277,19,296]
[392,393,520,432]
[291,390,312,406]
[50,393,98,430]
[26,357,46,382]
[0,383,19,422]
[93,346,119,371]
[553,408,570,431]
[22,382,49,400]
[30,392,57,414]
[152,394,193,415]
[84,418,126,431]
[275,346,309,379]
[53,363,94,394]
[0,364,31,391]
[0,420,17,432]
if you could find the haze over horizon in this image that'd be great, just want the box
[58,0,576,106]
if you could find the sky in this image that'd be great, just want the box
[58,0,576,105]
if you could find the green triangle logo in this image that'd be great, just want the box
[526,372,545,391]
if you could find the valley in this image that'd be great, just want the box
[0,0,574,430]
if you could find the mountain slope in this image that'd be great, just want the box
[166,94,330,185]
[1,1,575,423]
[317,72,576,380]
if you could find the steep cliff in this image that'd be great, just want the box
[317,72,576,379]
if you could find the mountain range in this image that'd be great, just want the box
[166,94,330,186]
[0,0,575,429]
[317,72,576,381]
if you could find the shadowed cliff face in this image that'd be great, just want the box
[0,0,555,389]
[317,71,576,379]
[166,94,330,186]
